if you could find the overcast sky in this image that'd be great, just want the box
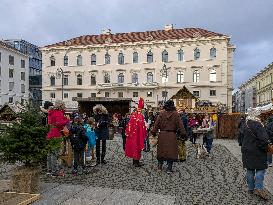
[1,0,273,89]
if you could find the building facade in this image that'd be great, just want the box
[4,39,42,106]
[41,26,235,112]
[0,41,29,105]
[235,62,273,113]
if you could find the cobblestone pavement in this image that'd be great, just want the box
[36,137,273,205]
[215,139,273,195]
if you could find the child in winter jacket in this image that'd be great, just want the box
[69,116,88,174]
[83,117,97,163]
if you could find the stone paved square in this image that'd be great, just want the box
[37,138,273,205]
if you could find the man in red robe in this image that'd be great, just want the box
[125,98,147,167]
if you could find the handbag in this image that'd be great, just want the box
[246,121,273,154]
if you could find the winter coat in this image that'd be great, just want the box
[239,119,269,170]
[83,124,97,149]
[69,123,88,151]
[94,114,109,140]
[46,109,69,140]
[265,117,273,143]
[152,110,186,161]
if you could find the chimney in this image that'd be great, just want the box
[102,29,112,35]
[164,24,174,31]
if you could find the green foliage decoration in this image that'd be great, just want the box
[0,104,61,167]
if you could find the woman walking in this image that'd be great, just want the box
[152,100,186,174]
[239,109,271,200]
[93,105,109,165]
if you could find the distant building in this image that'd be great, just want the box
[4,39,42,106]
[41,25,235,112]
[0,41,29,105]
[235,62,272,113]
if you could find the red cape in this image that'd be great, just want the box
[125,111,146,160]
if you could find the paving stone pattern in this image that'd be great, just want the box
[38,137,273,205]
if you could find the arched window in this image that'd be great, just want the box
[118,73,124,84]
[64,55,68,66]
[133,52,138,64]
[193,70,200,82]
[77,55,82,66]
[177,71,184,83]
[210,48,216,59]
[147,72,153,83]
[162,50,168,63]
[91,54,96,65]
[91,74,96,85]
[104,73,110,83]
[194,48,200,60]
[118,52,124,64]
[209,69,217,82]
[105,53,111,64]
[132,73,138,84]
[178,49,184,61]
[50,76,55,86]
[147,51,153,63]
[77,74,82,85]
[50,55,55,66]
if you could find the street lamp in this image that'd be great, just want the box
[56,68,70,100]
[160,64,170,102]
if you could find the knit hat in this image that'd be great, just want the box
[163,100,176,111]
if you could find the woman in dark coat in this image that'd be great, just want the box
[152,100,186,174]
[239,109,270,200]
[93,104,109,165]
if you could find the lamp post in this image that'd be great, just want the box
[160,64,170,102]
[56,68,64,100]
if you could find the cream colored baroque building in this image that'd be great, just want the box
[41,25,235,112]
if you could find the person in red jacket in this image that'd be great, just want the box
[125,98,147,167]
[46,100,70,177]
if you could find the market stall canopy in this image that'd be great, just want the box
[171,86,197,100]
[0,103,23,121]
[171,86,197,110]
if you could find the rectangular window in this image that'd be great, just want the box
[77,93,83,98]
[21,72,25,81]
[105,92,110,98]
[9,55,14,65]
[91,93,96,98]
[50,92,55,98]
[64,93,69,98]
[210,90,216,96]
[133,92,138,97]
[147,91,153,97]
[9,82,14,91]
[63,75,68,86]
[9,69,14,78]
[118,92,123,98]
[21,84,25,93]
[193,91,200,97]
[21,59,25,68]
[91,75,96,86]
[162,91,168,98]
[9,97,13,103]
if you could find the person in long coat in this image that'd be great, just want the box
[239,109,271,200]
[152,100,186,174]
[265,116,273,167]
[93,104,109,165]
[125,98,147,167]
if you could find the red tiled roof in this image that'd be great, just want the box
[45,28,227,48]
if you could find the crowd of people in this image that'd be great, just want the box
[41,98,273,201]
